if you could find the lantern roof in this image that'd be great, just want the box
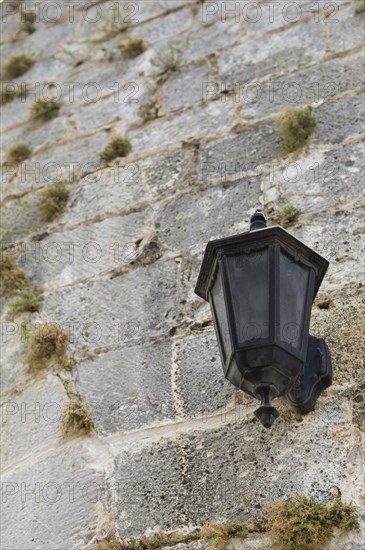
[195,225,329,301]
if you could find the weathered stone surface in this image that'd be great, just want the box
[0,440,108,550]
[0,192,41,242]
[133,7,193,44]
[219,20,325,85]
[0,374,67,469]
[238,52,365,121]
[111,399,354,537]
[129,101,234,153]
[326,4,365,53]
[163,63,210,113]
[156,177,261,251]
[174,332,234,418]
[1,0,365,547]
[276,143,365,212]
[65,163,147,225]
[313,94,365,145]
[1,115,70,165]
[75,342,175,434]
[7,132,109,196]
[20,211,147,287]
[201,123,280,179]
[0,314,29,395]
[41,258,179,350]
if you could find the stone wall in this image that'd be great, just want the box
[0,0,364,548]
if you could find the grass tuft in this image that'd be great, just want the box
[62,399,94,438]
[117,36,147,59]
[201,519,248,550]
[20,11,37,33]
[2,53,34,79]
[100,136,132,162]
[279,106,317,155]
[27,323,69,372]
[30,97,61,122]
[6,143,31,165]
[269,496,359,550]
[277,205,302,228]
[355,0,365,14]
[0,83,30,106]
[38,182,69,222]
[0,255,29,300]
[8,288,43,318]
[151,43,187,74]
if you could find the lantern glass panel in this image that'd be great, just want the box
[225,247,270,344]
[210,266,232,363]
[279,250,311,350]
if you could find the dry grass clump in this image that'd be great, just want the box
[117,36,147,59]
[268,496,359,550]
[2,53,34,79]
[61,399,94,438]
[279,106,317,155]
[6,143,31,164]
[100,136,132,162]
[277,205,302,228]
[30,97,61,122]
[27,323,69,371]
[38,182,69,222]
[8,288,43,318]
[201,519,248,550]
[355,0,365,14]
[0,256,29,299]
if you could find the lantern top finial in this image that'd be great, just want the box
[250,209,267,231]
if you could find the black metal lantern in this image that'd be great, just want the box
[195,210,332,428]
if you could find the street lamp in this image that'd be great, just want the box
[195,210,332,428]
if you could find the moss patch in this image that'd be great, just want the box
[0,83,29,105]
[61,399,94,438]
[30,97,61,122]
[38,182,69,222]
[269,496,359,550]
[2,53,34,79]
[118,36,147,59]
[279,106,317,156]
[0,255,29,300]
[6,143,31,165]
[27,323,69,372]
[277,205,301,228]
[100,137,132,162]
[8,288,43,318]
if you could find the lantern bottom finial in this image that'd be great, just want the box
[254,384,280,428]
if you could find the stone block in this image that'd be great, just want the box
[7,132,109,196]
[112,399,351,537]
[219,21,325,85]
[75,342,175,434]
[0,441,107,549]
[238,52,365,121]
[64,162,146,225]
[174,332,234,418]
[201,123,279,179]
[326,4,365,53]
[313,94,365,145]
[41,258,179,350]
[1,374,67,469]
[129,101,234,153]
[163,63,210,113]
[156,177,261,252]
[20,211,147,287]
